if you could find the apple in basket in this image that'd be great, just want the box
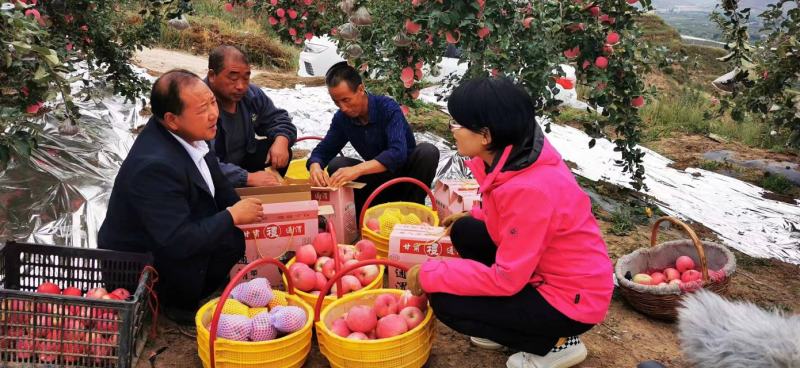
[681,269,702,283]
[315,256,332,273]
[664,267,681,281]
[399,290,428,312]
[331,317,351,337]
[399,306,424,330]
[338,245,356,263]
[313,232,335,257]
[650,272,666,285]
[374,293,399,318]
[289,263,317,292]
[676,256,696,273]
[376,314,408,338]
[62,286,83,297]
[354,240,378,261]
[632,273,652,285]
[354,265,380,286]
[36,282,61,295]
[295,244,318,266]
[346,305,378,333]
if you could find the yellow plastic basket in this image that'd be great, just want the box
[282,245,385,311]
[196,258,314,368]
[314,259,436,368]
[359,177,440,258]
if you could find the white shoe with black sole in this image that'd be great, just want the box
[506,336,587,368]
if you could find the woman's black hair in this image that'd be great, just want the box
[447,77,536,152]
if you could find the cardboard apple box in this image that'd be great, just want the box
[230,184,330,286]
[387,224,461,290]
[433,179,479,219]
[284,178,365,245]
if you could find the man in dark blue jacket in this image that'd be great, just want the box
[206,45,297,187]
[308,62,439,214]
[99,69,264,324]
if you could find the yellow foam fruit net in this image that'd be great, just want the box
[268,292,289,309]
[247,307,269,318]
[220,299,249,316]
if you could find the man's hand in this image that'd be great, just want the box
[329,166,361,188]
[406,264,425,296]
[228,197,263,225]
[309,163,330,187]
[268,136,290,169]
[246,171,279,187]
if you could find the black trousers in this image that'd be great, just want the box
[327,142,439,216]
[429,216,594,355]
[240,137,292,177]
[155,240,243,311]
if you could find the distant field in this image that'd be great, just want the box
[655,10,765,42]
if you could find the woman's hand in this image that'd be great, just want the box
[406,264,425,296]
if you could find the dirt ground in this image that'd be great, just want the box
[129,48,800,368]
[135,218,800,368]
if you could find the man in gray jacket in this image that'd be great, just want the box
[206,45,297,187]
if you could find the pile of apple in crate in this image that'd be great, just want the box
[1,242,155,368]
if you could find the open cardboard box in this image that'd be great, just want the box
[230,184,333,286]
[284,178,365,245]
[386,224,461,289]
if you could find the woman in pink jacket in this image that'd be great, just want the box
[406,77,614,368]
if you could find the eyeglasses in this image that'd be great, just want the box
[448,120,464,131]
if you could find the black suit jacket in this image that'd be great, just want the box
[99,116,244,266]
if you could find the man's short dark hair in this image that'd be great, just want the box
[325,61,362,91]
[208,45,250,74]
[447,77,536,152]
[150,69,201,120]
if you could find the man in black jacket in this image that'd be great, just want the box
[206,45,297,187]
[99,69,263,324]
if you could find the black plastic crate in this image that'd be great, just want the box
[0,241,155,367]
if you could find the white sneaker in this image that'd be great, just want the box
[506,336,587,368]
[470,336,504,350]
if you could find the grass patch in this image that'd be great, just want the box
[407,102,452,143]
[143,0,299,72]
[760,173,794,195]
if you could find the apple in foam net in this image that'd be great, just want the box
[373,293,399,318]
[354,239,378,261]
[399,306,424,330]
[676,256,696,273]
[345,305,377,333]
[295,243,317,265]
[354,264,380,286]
[376,314,408,339]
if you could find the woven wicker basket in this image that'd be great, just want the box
[615,216,737,321]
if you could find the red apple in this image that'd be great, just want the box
[15,335,35,360]
[314,256,332,273]
[404,19,421,34]
[85,287,108,299]
[650,271,666,285]
[337,245,356,263]
[110,288,130,300]
[354,240,378,261]
[347,331,369,340]
[681,269,702,283]
[664,267,680,281]
[289,263,316,292]
[399,306,424,330]
[331,317,351,337]
[676,256,696,273]
[312,232,335,257]
[62,287,82,297]
[102,293,122,301]
[606,32,620,45]
[354,265,380,286]
[373,293,399,318]
[669,279,681,286]
[563,46,580,59]
[399,290,428,312]
[321,258,337,279]
[522,17,533,29]
[96,312,119,333]
[295,244,317,265]
[345,305,377,333]
[36,282,60,295]
[314,272,327,291]
[595,56,609,69]
[376,314,408,339]
[631,96,645,108]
